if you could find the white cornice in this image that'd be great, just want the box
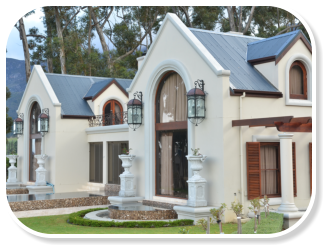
[85,124,129,134]
[127,13,225,93]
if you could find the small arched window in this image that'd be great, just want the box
[103,100,123,125]
[289,61,307,100]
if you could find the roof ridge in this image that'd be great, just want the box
[189,27,263,40]
[45,73,112,80]
[247,30,300,46]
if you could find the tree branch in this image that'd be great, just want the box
[26,34,47,39]
[113,10,159,63]
[62,7,86,32]
[275,23,303,36]
[242,6,256,35]
[100,7,114,29]
[179,6,193,28]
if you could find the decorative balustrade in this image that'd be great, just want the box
[88,112,127,127]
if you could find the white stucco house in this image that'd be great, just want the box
[12,13,312,226]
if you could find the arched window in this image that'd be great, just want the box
[155,72,188,199]
[290,61,307,100]
[102,100,123,125]
[29,102,41,182]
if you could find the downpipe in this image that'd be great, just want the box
[240,92,246,214]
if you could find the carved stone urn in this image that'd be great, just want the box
[6,155,19,183]
[34,154,49,186]
[118,154,136,197]
[186,155,207,207]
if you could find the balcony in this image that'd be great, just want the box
[88,112,127,127]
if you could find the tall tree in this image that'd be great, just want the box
[6,87,13,135]
[14,10,35,83]
[226,6,256,34]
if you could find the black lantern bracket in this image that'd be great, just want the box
[14,113,24,137]
[126,91,143,131]
[40,108,49,137]
[187,79,207,126]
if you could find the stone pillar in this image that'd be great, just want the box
[118,155,136,197]
[34,154,48,186]
[278,133,298,212]
[186,155,207,207]
[6,155,19,183]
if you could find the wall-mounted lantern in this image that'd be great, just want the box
[127,91,143,131]
[187,79,206,126]
[13,113,24,137]
[38,108,49,137]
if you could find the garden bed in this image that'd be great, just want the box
[68,208,193,228]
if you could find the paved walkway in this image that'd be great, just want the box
[14,204,109,218]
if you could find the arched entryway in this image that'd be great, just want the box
[29,102,42,182]
[155,72,188,199]
[103,100,123,125]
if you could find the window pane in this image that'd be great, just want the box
[156,130,188,198]
[108,142,127,184]
[29,139,41,181]
[260,145,279,195]
[89,143,103,183]
[290,65,304,95]
[159,73,187,123]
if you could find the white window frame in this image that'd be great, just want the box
[285,53,312,106]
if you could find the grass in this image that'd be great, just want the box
[18,214,238,234]
[233,212,284,234]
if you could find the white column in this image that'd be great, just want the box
[278,133,298,212]
[103,141,108,185]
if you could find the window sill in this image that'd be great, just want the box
[266,197,282,206]
[286,98,312,107]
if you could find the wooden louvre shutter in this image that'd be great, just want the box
[309,142,312,195]
[292,142,297,197]
[246,142,261,200]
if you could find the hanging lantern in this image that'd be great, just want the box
[187,79,206,126]
[127,91,143,131]
[38,108,49,136]
[13,113,24,136]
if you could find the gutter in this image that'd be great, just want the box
[240,92,246,214]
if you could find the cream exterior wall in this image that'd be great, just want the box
[221,39,312,221]
[16,68,58,188]
[92,83,129,116]
[128,15,312,222]
[254,61,278,88]
[128,17,227,209]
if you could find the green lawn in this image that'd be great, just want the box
[19,214,237,234]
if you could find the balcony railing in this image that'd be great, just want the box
[88,111,127,127]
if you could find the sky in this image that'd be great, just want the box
[6,7,108,60]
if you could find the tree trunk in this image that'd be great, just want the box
[54,7,67,74]
[18,18,31,83]
[226,6,236,31]
[238,6,243,32]
[90,7,111,69]
[277,8,280,29]
[44,10,53,73]
[88,7,92,76]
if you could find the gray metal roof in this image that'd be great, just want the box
[84,78,132,99]
[45,74,132,116]
[247,30,310,62]
[190,29,278,92]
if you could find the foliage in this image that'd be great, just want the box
[191,148,201,156]
[248,197,261,212]
[6,138,17,155]
[6,87,13,136]
[122,147,132,155]
[178,227,191,234]
[230,201,243,216]
[232,212,283,234]
[196,217,214,232]
[68,208,194,228]
[210,203,227,220]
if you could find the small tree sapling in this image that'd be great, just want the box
[210,203,227,234]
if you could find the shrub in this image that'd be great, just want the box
[68,208,194,228]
